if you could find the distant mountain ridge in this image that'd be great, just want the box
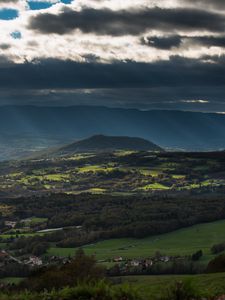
[0,105,225,160]
[56,135,162,155]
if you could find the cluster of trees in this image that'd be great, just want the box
[211,242,225,254]
[19,249,105,291]
[5,191,225,235]
[2,191,225,255]
[191,250,203,261]
[9,236,49,256]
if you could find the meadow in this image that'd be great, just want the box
[48,219,225,263]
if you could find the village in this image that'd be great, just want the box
[0,244,195,281]
[0,215,197,280]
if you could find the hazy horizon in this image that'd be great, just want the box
[0,104,225,115]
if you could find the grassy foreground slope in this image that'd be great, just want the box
[122,273,225,299]
[48,220,225,262]
[1,274,225,300]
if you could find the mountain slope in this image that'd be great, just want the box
[56,135,163,155]
[0,106,225,160]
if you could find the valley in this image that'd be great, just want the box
[0,142,225,298]
[1,0,225,297]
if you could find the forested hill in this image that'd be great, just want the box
[54,135,163,155]
[0,106,225,160]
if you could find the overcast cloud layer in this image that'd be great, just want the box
[0,0,224,112]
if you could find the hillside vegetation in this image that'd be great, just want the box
[0,150,224,197]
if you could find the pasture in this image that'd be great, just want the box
[48,219,225,263]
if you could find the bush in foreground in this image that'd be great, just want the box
[0,281,143,300]
[19,248,105,291]
[161,280,201,300]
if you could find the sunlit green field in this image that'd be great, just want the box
[139,183,170,190]
[0,150,224,196]
[48,219,225,262]
[0,232,45,239]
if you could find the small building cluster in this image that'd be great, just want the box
[24,256,43,267]
[108,253,187,275]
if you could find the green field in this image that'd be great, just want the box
[0,277,24,285]
[0,231,47,239]
[120,273,225,299]
[139,183,170,190]
[48,220,225,262]
[21,216,48,225]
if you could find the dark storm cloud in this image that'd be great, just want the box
[141,36,182,50]
[0,0,18,2]
[0,44,11,50]
[142,35,225,50]
[28,7,225,36]
[0,55,225,89]
[0,55,224,111]
[193,36,225,48]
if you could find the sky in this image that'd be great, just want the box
[0,0,225,112]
